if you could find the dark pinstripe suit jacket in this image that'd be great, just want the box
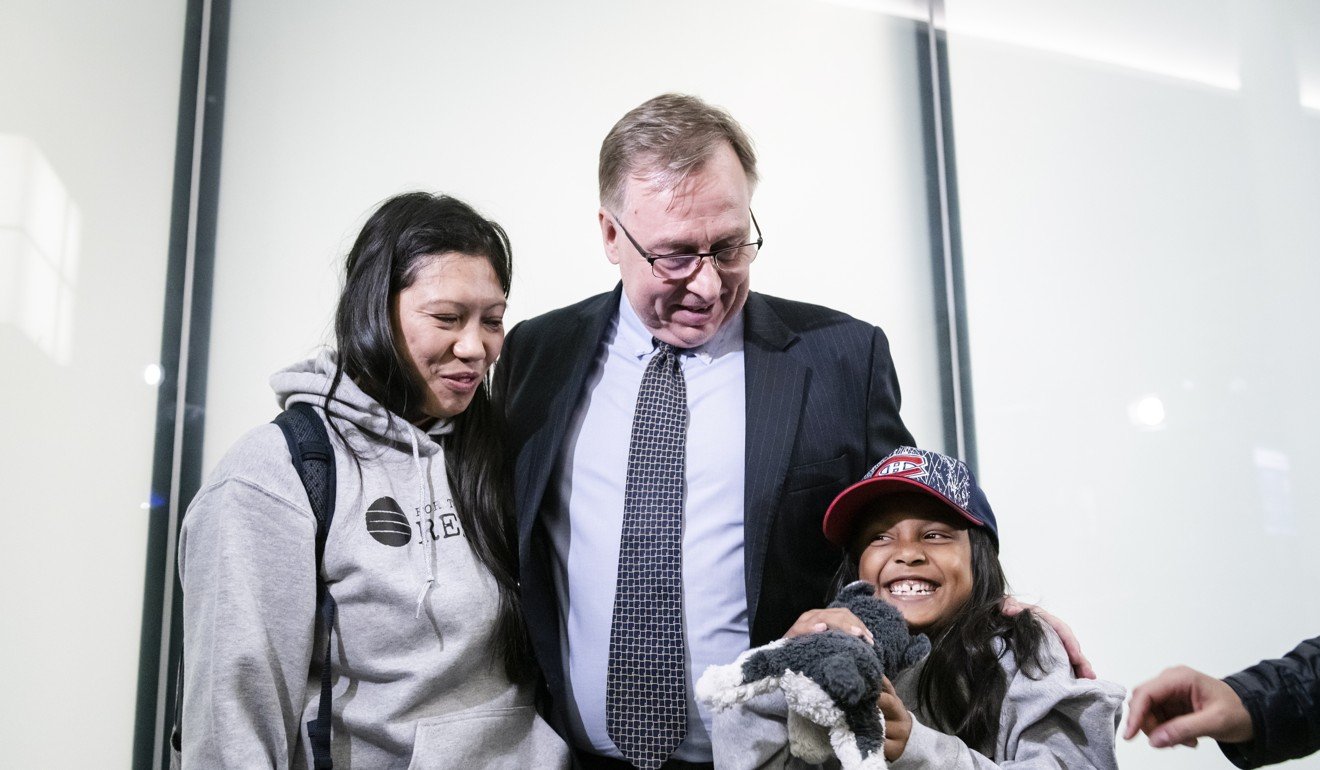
[492,284,913,716]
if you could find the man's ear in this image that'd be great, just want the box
[599,208,622,266]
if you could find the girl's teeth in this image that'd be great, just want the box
[890,580,935,596]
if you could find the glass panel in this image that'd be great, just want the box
[0,2,185,766]
[946,2,1320,767]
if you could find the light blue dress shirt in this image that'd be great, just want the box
[546,294,748,762]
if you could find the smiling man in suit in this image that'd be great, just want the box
[492,93,914,769]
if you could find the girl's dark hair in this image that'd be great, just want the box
[327,191,531,682]
[830,525,1047,752]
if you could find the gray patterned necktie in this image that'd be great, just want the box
[606,340,688,769]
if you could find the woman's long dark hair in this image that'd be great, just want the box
[327,191,531,682]
[831,527,1047,752]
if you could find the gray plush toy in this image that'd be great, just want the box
[697,581,930,769]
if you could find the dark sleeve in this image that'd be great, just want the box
[865,325,916,456]
[1218,636,1320,768]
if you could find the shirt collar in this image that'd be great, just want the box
[616,293,745,365]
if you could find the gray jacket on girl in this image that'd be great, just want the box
[178,352,569,769]
[712,624,1123,769]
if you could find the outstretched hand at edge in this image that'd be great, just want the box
[1124,665,1253,749]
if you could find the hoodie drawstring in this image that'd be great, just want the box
[408,426,437,618]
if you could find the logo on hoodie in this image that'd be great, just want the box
[365,496,465,547]
[366,497,411,547]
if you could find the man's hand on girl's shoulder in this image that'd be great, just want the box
[1001,596,1097,679]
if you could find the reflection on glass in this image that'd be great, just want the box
[1253,447,1295,536]
[943,8,1241,90]
[0,133,81,365]
[143,363,164,386]
[1127,393,1167,430]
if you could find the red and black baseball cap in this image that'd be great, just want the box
[822,446,998,549]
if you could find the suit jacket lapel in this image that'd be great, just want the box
[515,284,621,549]
[741,292,806,629]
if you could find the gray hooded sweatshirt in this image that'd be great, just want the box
[178,352,569,768]
[712,623,1123,769]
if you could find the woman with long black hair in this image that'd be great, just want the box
[177,192,569,768]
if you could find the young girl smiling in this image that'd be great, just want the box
[713,446,1123,769]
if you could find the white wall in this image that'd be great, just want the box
[201,0,946,470]
[0,2,185,767]
[946,1,1320,767]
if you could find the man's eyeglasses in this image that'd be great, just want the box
[611,210,763,279]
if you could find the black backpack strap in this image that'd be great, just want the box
[170,650,184,762]
[274,401,338,770]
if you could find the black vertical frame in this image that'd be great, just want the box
[132,0,229,767]
[916,0,978,472]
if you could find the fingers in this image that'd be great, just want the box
[1148,711,1218,749]
[1125,681,1182,741]
[1070,651,1097,680]
[881,676,898,697]
[1011,600,1097,679]
[1124,689,1170,741]
[1125,666,1196,741]
[783,608,874,644]
[1124,666,1254,748]
[1123,691,1150,741]
[876,676,904,719]
[879,677,911,762]
[1032,607,1084,675]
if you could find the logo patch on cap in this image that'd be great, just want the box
[824,445,999,549]
[875,453,927,480]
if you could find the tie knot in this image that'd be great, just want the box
[649,342,685,378]
[652,340,681,361]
